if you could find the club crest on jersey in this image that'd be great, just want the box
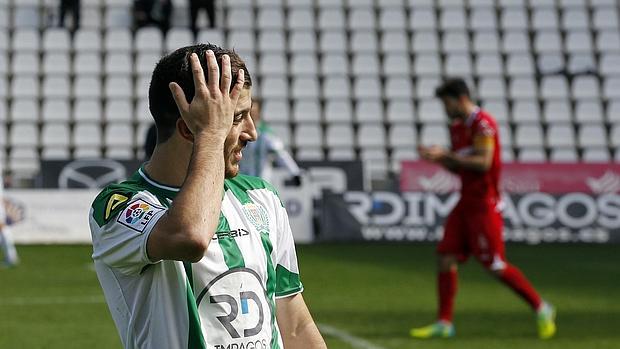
[118,199,164,233]
[242,203,269,233]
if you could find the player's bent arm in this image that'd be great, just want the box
[276,293,327,349]
[441,135,494,173]
[147,134,225,263]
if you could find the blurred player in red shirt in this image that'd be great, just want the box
[411,78,556,339]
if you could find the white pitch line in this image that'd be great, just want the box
[0,295,105,306]
[318,323,387,349]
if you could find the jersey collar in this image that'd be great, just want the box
[465,106,481,127]
[136,165,180,198]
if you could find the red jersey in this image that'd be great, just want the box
[449,108,501,206]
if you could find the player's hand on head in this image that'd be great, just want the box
[168,50,245,140]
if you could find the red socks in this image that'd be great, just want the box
[498,264,542,311]
[438,270,458,322]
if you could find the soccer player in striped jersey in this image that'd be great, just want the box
[0,163,19,268]
[411,78,556,340]
[89,44,326,349]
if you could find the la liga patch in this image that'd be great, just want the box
[117,199,164,233]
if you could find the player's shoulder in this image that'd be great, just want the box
[473,109,498,134]
[226,174,280,197]
[477,109,498,126]
[90,178,149,228]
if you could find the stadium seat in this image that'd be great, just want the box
[566,31,593,54]
[473,32,500,53]
[543,100,572,123]
[11,52,39,75]
[502,31,529,54]
[260,76,288,99]
[547,124,576,147]
[532,8,559,31]
[385,100,413,124]
[355,99,383,123]
[541,76,569,99]
[538,54,565,74]
[293,99,321,122]
[43,76,71,99]
[9,147,40,174]
[498,124,513,149]
[515,124,544,147]
[73,123,102,148]
[562,9,589,30]
[593,7,619,30]
[296,148,324,161]
[289,31,316,53]
[414,54,441,76]
[574,101,604,124]
[534,31,562,53]
[518,148,546,162]
[294,124,323,147]
[444,53,472,76]
[325,100,353,123]
[105,123,133,148]
[352,53,380,76]
[476,54,503,76]
[105,99,132,122]
[104,5,132,28]
[353,77,381,99]
[74,99,102,122]
[105,29,132,52]
[292,76,320,99]
[135,28,163,53]
[105,52,133,75]
[381,32,408,53]
[321,53,348,75]
[582,148,611,162]
[262,99,289,122]
[227,30,255,52]
[270,123,292,147]
[388,124,416,147]
[599,54,620,76]
[74,30,102,52]
[257,7,285,30]
[483,100,509,123]
[509,77,537,99]
[409,8,436,31]
[10,122,38,147]
[608,101,620,123]
[416,77,441,99]
[43,29,71,52]
[318,8,345,30]
[13,6,40,28]
[603,77,620,99]
[357,124,386,148]
[43,52,70,75]
[319,30,347,53]
[418,100,445,123]
[470,8,498,31]
[501,7,528,30]
[385,77,412,99]
[596,31,620,52]
[259,53,287,76]
[42,124,70,147]
[550,148,578,162]
[442,32,469,53]
[578,125,607,147]
[328,148,355,161]
[610,124,620,147]
[506,54,534,76]
[326,124,355,147]
[10,98,38,122]
[420,124,449,147]
[512,100,541,123]
[197,29,224,46]
[226,8,254,29]
[351,31,378,53]
[165,29,194,52]
[440,9,467,30]
[258,31,286,52]
[287,8,314,30]
[323,76,351,99]
[478,77,506,99]
[11,29,39,52]
[383,53,411,76]
[349,8,376,30]
[42,99,70,122]
[379,9,406,30]
[413,31,439,53]
[105,76,132,99]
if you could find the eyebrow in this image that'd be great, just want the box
[236,107,251,115]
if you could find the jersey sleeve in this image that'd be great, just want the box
[473,118,497,149]
[90,190,167,276]
[274,200,304,299]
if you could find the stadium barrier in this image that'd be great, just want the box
[318,162,620,244]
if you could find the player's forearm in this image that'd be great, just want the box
[159,134,225,260]
[443,153,490,173]
[281,320,327,349]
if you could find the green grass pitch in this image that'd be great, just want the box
[1,243,618,349]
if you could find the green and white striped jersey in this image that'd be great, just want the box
[89,167,303,349]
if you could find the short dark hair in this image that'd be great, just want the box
[435,78,470,100]
[148,43,252,143]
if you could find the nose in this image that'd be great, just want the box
[241,115,258,142]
